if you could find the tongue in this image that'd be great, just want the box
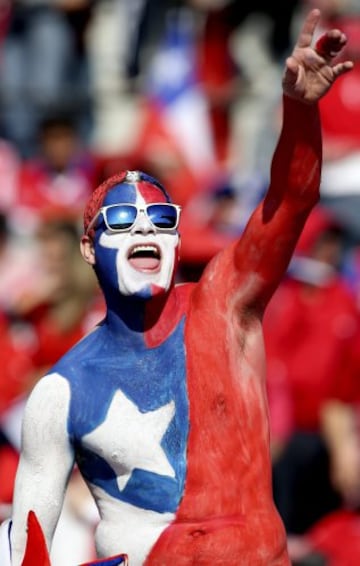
[129,257,160,271]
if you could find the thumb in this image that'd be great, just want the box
[282,57,301,94]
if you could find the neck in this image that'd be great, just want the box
[104,285,183,346]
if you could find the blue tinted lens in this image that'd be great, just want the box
[105,205,137,230]
[147,205,177,229]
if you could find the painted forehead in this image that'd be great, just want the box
[103,180,170,207]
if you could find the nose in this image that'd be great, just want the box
[130,210,156,235]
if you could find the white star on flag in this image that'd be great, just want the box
[82,390,176,491]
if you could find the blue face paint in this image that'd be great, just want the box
[91,184,138,302]
[92,182,179,304]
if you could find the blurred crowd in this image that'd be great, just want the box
[1,1,360,565]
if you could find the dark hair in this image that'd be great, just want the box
[39,112,77,136]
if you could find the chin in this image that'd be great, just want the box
[124,283,169,300]
[120,266,174,298]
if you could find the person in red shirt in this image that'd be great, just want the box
[14,114,98,235]
[264,205,360,541]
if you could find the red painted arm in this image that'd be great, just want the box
[233,95,322,312]
[194,10,353,315]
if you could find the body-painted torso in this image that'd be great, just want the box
[52,248,289,565]
[13,97,323,565]
[61,316,189,515]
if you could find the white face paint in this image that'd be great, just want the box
[98,194,179,297]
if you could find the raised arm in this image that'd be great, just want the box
[232,9,353,312]
[9,374,75,566]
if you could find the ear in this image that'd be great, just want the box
[80,235,96,266]
[177,234,181,262]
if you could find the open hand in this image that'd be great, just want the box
[283,9,354,104]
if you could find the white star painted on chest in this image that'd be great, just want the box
[82,390,176,491]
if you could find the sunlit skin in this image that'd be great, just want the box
[2,10,355,566]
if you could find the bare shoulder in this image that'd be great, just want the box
[193,242,257,311]
[28,372,70,400]
[24,372,71,426]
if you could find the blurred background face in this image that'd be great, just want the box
[310,229,345,270]
[37,219,92,302]
[92,182,180,299]
[40,123,78,172]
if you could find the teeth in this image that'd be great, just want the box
[132,245,158,253]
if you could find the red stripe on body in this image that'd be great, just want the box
[144,97,321,565]
[144,284,194,348]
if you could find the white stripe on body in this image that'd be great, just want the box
[92,484,175,565]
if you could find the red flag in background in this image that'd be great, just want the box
[137,7,218,186]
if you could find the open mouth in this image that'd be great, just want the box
[128,244,161,272]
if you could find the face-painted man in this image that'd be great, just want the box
[81,170,181,300]
[2,10,354,566]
